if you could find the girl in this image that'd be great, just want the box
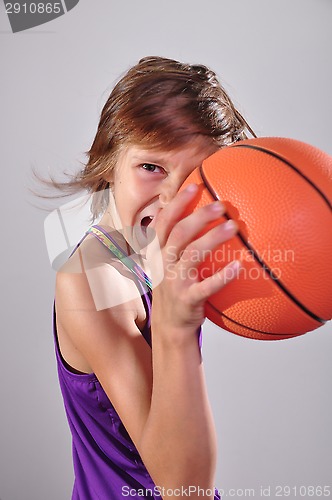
[54,56,254,499]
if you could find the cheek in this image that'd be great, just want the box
[114,188,139,219]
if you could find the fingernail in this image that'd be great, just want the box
[185,183,198,193]
[224,219,238,231]
[210,201,225,212]
[230,259,242,271]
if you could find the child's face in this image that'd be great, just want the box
[107,136,218,250]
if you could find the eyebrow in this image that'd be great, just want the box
[131,154,166,164]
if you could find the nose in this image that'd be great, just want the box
[159,178,183,208]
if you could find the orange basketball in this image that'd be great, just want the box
[181,137,332,340]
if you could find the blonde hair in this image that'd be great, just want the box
[54,56,255,219]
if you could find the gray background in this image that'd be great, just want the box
[1,0,331,499]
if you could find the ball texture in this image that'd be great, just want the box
[182,137,332,340]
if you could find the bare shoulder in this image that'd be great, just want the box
[55,234,150,374]
[56,234,146,313]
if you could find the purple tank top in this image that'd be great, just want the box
[53,225,220,499]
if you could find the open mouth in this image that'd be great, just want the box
[140,216,154,236]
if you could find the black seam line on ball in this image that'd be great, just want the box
[207,301,304,337]
[233,144,332,210]
[198,165,327,325]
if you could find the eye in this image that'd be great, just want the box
[141,163,164,174]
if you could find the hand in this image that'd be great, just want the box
[148,184,241,342]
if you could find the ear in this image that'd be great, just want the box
[104,173,114,191]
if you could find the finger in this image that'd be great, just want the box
[177,219,238,268]
[189,260,242,306]
[152,183,201,247]
[164,200,228,263]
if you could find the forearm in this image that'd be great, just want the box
[135,188,236,497]
[139,328,217,497]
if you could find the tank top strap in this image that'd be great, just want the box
[86,225,152,293]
